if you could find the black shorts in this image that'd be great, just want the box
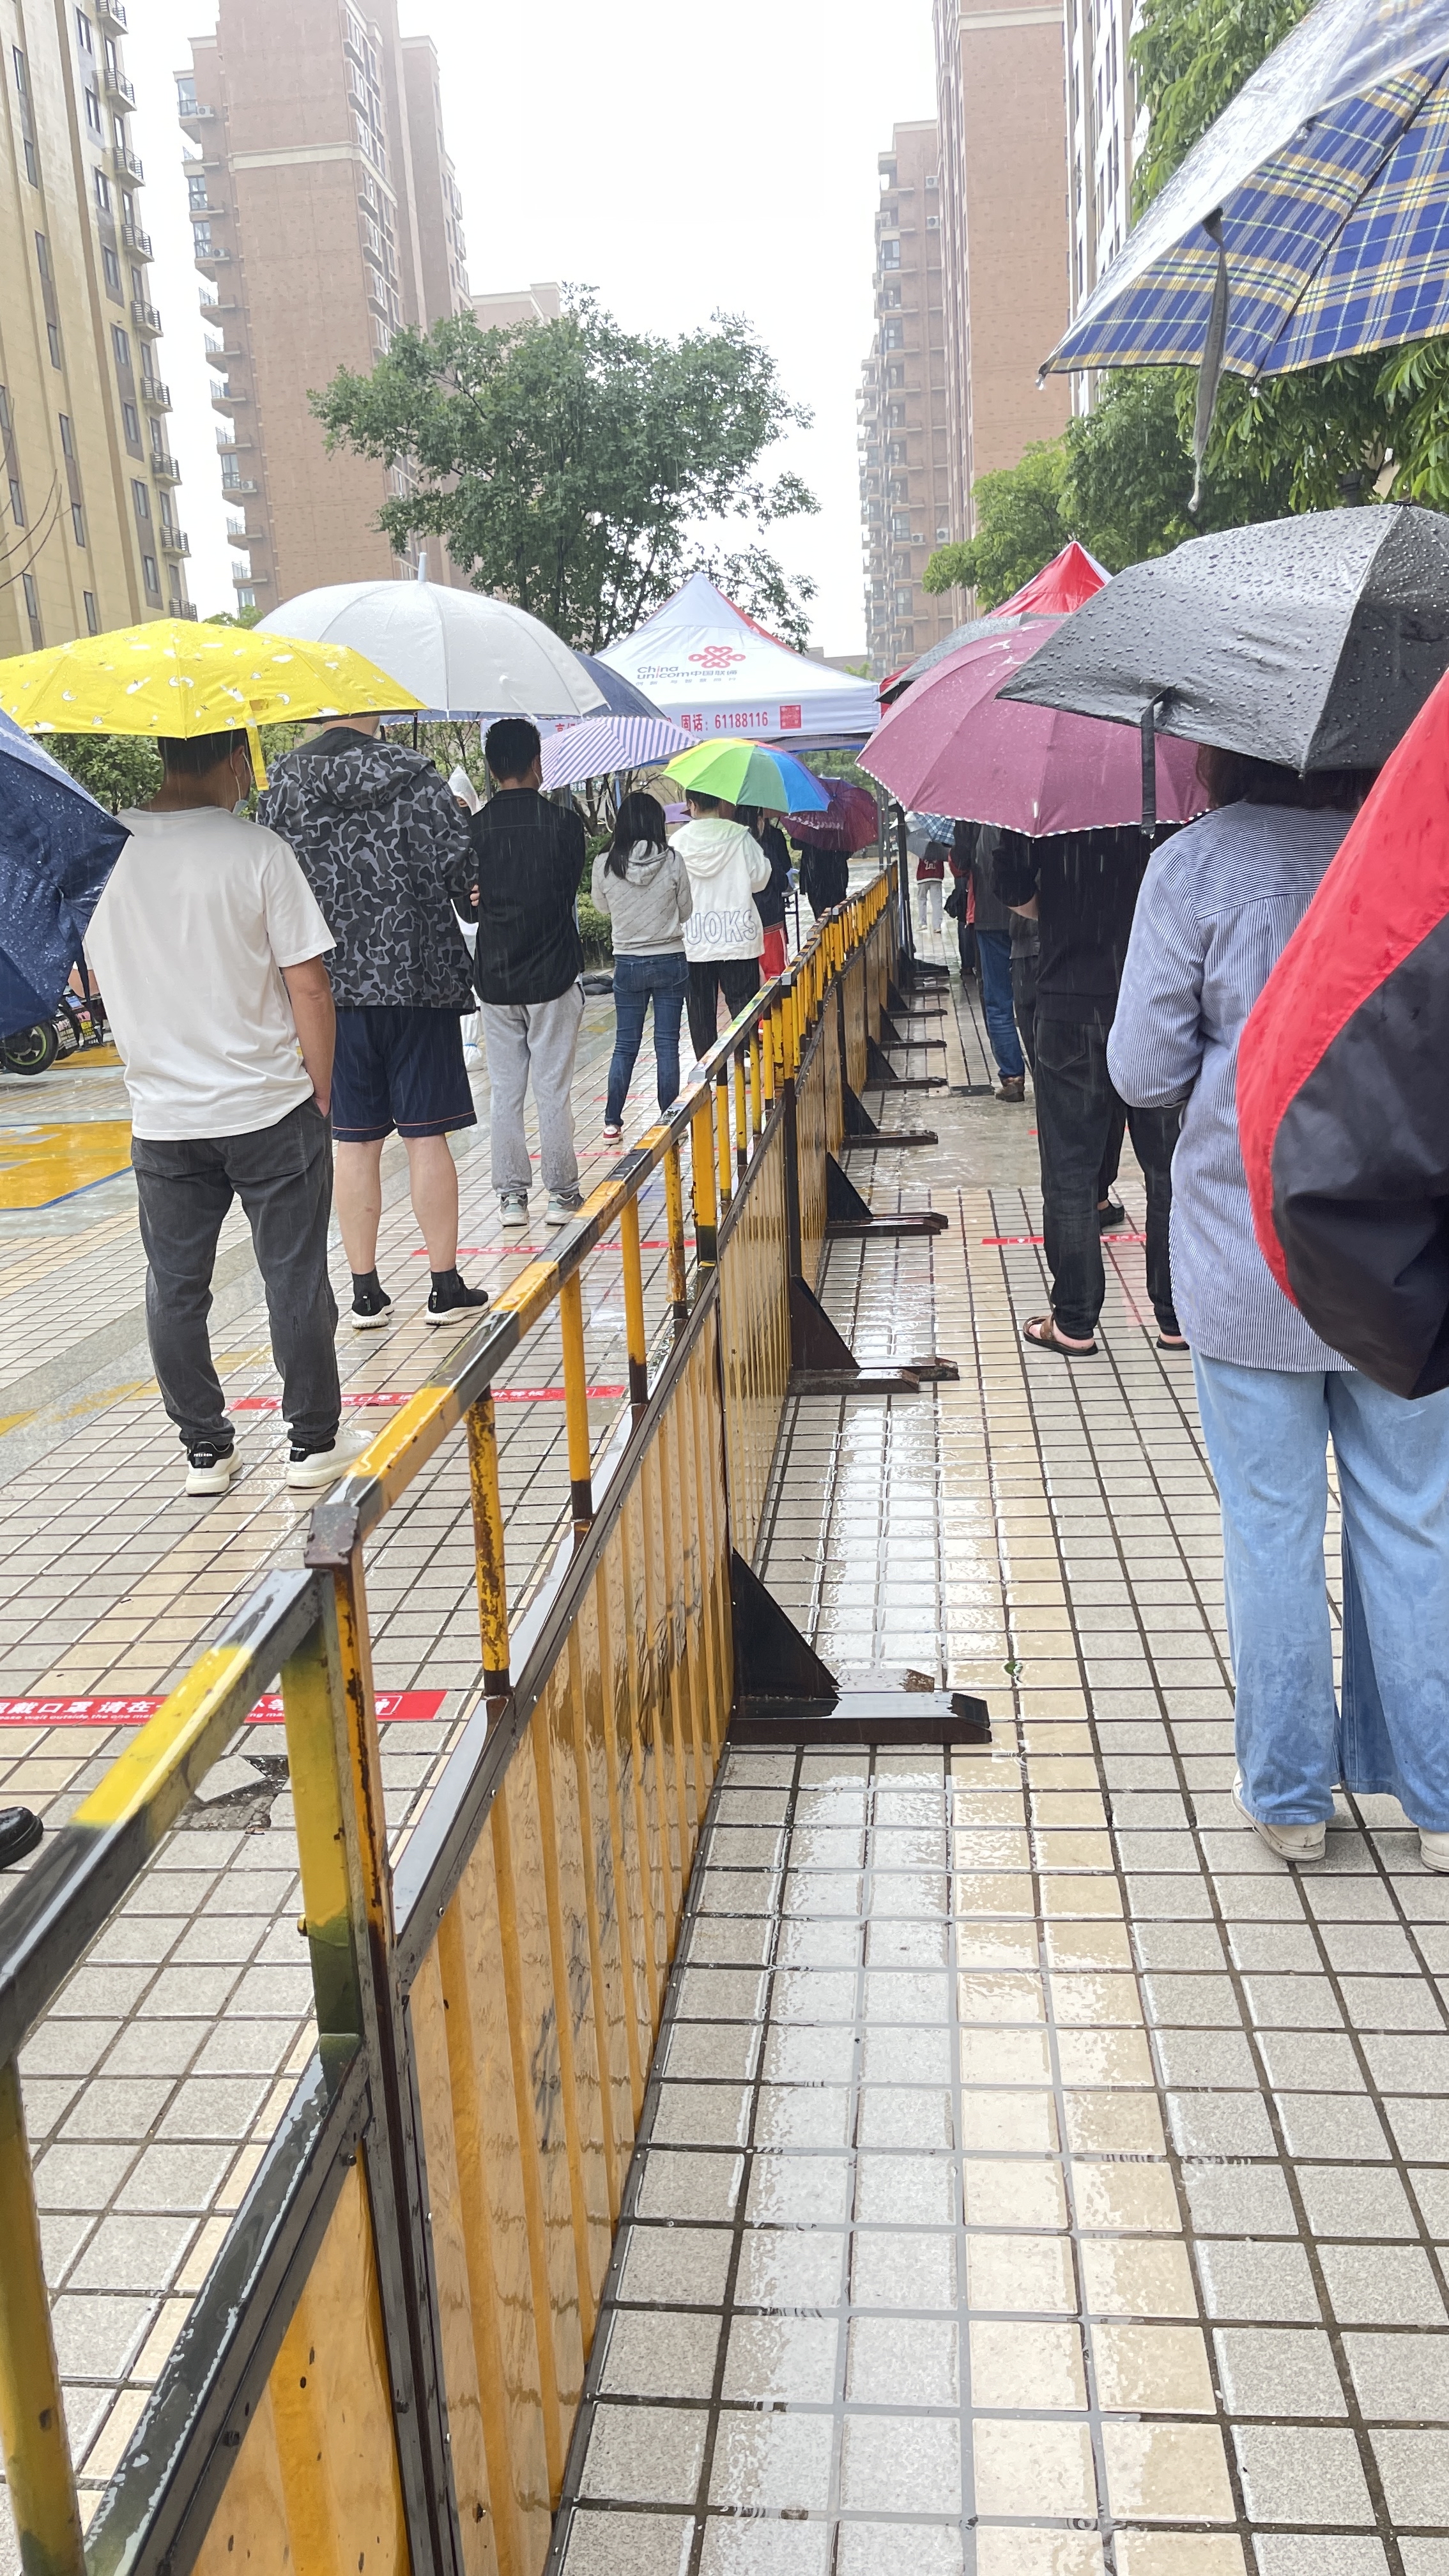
[331,1006,477,1144]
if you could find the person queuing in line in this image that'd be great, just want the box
[740,805,794,979]
[85,728,371,1495]
[966,820,1028,1105]
[915,832,945,937]
[673,788,772,1069]
[259,710,487,1331]
[1108,749,1442,1870]
[944,825,974,979]
[592,790,693,1143]
[993,823,1184,1356]
[467,717,588,1230]
[796,838,850,923]
[1010,900,1126,1227]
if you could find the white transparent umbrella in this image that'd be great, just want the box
[257,569,605,721]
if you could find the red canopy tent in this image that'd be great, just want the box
[993,541,1109,619]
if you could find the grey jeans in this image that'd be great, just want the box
[132,1098,341,1450]
[480,985,583,1197]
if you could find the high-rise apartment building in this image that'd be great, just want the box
[1065,0,1137,391]
[472,282,562,332]
[933,0,1073,548]
[178,0,472,610]
[0,0,192,654]
[856,121,957,677]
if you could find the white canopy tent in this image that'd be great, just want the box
[600,574,878,747]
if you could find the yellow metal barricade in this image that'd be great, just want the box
[0,867,907,2576]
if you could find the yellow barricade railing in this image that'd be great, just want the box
[0,862,915,2576]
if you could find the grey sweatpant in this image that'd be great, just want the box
[480,985,583,1197]
[131,1098,341,1450]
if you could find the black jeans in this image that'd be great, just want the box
[1033,1016,1181,1340]
[686,956,760,1064]
[132,1098,341,1449]
[1013,960,1126,1202]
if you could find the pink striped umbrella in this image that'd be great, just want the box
[861,618,1206,835]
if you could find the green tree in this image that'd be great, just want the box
[312,293,818,651]
[45,733,161,811]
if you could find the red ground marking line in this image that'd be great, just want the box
[413,1239,694,1257]
[979,1233,1146,1246]
[232,1386,626,1412]
[0,1689,448,1728]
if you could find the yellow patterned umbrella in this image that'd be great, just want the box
[0,617,422,786]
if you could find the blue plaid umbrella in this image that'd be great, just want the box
[0,710,127,1036]
[1045,0,1449,479]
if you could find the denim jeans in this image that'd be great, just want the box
[976,928,1025,1082]
[132,1099,340,1450]
[1034,1015,1179,1338]
[1193,1351,1449,1830]
[606,951,688,1125]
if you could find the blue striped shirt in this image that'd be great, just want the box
[1108,802,1354,1372]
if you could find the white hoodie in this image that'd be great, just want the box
[673,816,772,963]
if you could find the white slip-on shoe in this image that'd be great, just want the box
[284,1424,374,1491]
[1420,1829,1449,1874]
[185,1441,236,1497]
[1232,1774,1326,1864]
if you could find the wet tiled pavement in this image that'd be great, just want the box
[555,963,1449,2576]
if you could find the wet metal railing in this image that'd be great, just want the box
[0,866,903,2576]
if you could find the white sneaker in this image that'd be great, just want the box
[546,1192,583,1228]
[498,1192,529,1230]
[1232,1774,1326,1864]
[185,1441,235,1497]
[284,1424,374,1491]
[1420,1830,1449,1874]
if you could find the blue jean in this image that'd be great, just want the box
[1192,1350,1449,1829]
[606,951,688,1127]
[976,928,1025,1082]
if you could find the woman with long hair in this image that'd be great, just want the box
[590,790,693,1142]
[1109,747,1449,1874]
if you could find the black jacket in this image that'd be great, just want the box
[755,822,793,929]
[991,825,1150,1027]
[467,789,587,1006]
[257,730,475,1011]
[797,844,849,917]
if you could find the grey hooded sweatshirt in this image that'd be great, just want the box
[257,729,475,1010]
[590,841,693,956]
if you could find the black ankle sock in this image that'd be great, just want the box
[430,1268,461,1291]
[351,1269,388,1308]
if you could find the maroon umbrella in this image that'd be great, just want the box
[786,777,878,854]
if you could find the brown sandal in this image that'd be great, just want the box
[1023,1313,1097,1357]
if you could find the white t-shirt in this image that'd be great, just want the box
[84,806,334,1140]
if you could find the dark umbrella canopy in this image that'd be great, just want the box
[999,505,1449,771]
[574,652,670,721]
[0,711,128,1035]
[880,613,1045,706]
[786,778,878,853]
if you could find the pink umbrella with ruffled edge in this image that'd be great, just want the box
[861,617,1206,835]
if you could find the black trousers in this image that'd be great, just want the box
[131,1098,341,1449]
[1032,1016,1181,1340]
[1013,958,1125,1200]
[686,956,760,1064]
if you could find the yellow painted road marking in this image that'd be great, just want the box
[0,1121,132,1208]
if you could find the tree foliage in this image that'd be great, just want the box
[45,733,161,811]
[312,293,818,651]
[923,446,1068,605]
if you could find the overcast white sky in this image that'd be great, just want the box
[124,0,938,650]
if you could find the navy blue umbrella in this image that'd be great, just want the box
[574,653,671,721]
[0,712,128,1036]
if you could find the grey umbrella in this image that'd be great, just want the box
[882,611,1046,705]
[999,504,1449,772]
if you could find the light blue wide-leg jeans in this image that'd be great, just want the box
[1192,1351,1449,1830]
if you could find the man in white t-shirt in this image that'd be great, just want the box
[85,728,370,1497]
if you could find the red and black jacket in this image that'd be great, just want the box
[1238,670,1449,1398]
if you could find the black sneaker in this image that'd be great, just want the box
[0,1806,43,1868]
[351,1271,392,1331]
[425,1271,491,1328]
[1098,1199,1127,1231]
[185,1441,236,1496]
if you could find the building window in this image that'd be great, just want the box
[192,221,211,253]
[882,321,903,349]
[880,284,901,308]
[142,552,158,592]
[75,7,92,47]
[8,477,24,526]
[47,321,61,369]
[176,74,197,113]
[24,138,37,185]
[122,399,139,442]
[132,477,150,521]
[59,413,73,457]
[34,231,49,279]
[112,323,131,370]
[84,86,102,132]
[12,45,26,93]
[94,169,110,211]
[71,502,86,544]
[22,571,40,627]
[102,245,120,293]
[235,586,256,609]
[83,589,98,632]
[188,173,208,209]
[880,240,901,270]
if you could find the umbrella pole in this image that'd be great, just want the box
[1140,702,1159,843]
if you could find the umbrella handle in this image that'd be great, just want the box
[1140,701,1159,842]
[1190,210,1229,516]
